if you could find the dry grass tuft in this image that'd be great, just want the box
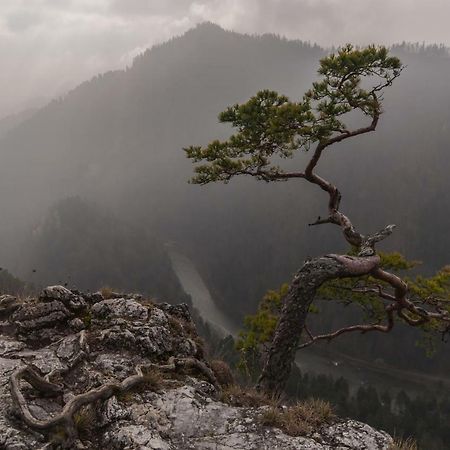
[181,318,197,337]
[168,315,184,334]
[260,398,335,436]
[210,359,234,387]
[140,297,155,308]
[49,426,68,445]
[389,437,418,450]
[142,368,164,391]
[192,334,206,359]
[100,286,115,299]
[73,405,97,437]
[116,390,135,404]
[220,384,275,408]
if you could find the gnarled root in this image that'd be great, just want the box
[147,356,220,390]
[10,357,219,448]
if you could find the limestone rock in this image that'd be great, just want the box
[319,420,393,449]
[92,297,149,322]
[69,318,85,331]
[39,285,75,303]
[11,300,73,342]
[0,287,394,450]
[0,295,19,316]
[0,337,25,356]
[103,384,393,450]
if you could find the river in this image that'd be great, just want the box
[166,245,237,336]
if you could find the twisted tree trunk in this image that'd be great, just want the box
[256,254,380,395]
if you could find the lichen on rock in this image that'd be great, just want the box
[0,286,394,449]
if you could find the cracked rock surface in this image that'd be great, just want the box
[0,286,393,449]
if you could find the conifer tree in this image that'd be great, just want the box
[185,45,450,395]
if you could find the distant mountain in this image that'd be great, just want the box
[0,23,449,345]
[0,108,38,139]
[0,22,324,300]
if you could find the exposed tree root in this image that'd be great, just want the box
[147,356,220,390]
[10,356,219,448]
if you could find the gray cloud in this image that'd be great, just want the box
[0,0,449,118]
[5,10,43,32]
[109,0,193,17]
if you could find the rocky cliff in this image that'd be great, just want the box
[0,286,393,449]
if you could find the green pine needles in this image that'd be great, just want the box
[185,45,403,184]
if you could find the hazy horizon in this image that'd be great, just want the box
[2,0,450,118]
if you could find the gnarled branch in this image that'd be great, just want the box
[10,356,219,448]
[298,304,396,350]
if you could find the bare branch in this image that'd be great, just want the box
[397,310,428,326]
[371,267,450,325]
[266,171,306,180]
[359,224,397,256]
[349,285,396,301]
[322,111,379,150]
[308,216,333,226]
[298,304,395,350]
[371,267,408,303]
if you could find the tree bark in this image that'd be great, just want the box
[256,254,380,396]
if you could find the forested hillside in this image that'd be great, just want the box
[20,197,189,303]
[0,23,448,374]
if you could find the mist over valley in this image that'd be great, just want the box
[0,20,449,450]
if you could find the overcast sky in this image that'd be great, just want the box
[1,0,449,118]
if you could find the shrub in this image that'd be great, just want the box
[210,359,234,387]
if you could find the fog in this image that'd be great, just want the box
[2,0,450,118]
[0,6,449,448]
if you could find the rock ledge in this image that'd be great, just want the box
[0,286,393,449]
